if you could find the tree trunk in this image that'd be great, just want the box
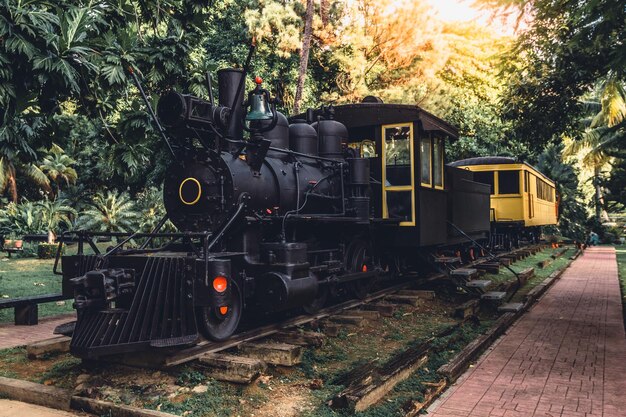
[321,0,329,26]
[7,174,17,203]
[593,167,608,222]
[293,0,314,114]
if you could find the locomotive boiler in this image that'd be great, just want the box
[54,64,527,359]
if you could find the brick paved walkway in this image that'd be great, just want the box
[427,247,626,417]
[0,313,74,349]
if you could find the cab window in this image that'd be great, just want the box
[433,137,444,188]
[420,137,431,186]
[348,140,376,158]
[384,126,412,186]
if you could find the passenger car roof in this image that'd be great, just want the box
[448,156,517,166]
[449,156,555,184]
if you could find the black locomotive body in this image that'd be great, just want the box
[58,69,492,358]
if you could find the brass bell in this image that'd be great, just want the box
[245,91,273,121]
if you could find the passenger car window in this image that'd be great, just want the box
[524,171,529,192]
[474,171,494,194]
[498,170,520,194]
[536,178,554,201]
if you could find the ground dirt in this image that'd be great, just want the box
[0,246,567,417]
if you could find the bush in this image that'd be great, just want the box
[37,243,62,259]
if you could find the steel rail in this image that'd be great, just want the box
[102,245,542,368]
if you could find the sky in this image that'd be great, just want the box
[426,0,519,36]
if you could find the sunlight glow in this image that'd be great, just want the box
[426,0,518,36]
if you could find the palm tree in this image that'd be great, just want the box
[0,117,51,202]
[564,76,626,221]
[0,201,46,237]
[78,190,139,233]
[39,144,78,197]
[38,198,77,243]
[536,144,587,241]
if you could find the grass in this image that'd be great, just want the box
[0,253,73,322]
[479,246,575,303]
[0,241,115,323]
[615,246,626,325]
[299,321,491,417]
[0,244,578,416]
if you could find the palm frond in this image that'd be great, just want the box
[23,163,51,189]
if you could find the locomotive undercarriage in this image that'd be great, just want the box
[490,223,541,250]
[56,218,391,358]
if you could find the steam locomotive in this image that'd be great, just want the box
[56,68,513,358]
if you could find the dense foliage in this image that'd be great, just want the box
[1,0,622,242]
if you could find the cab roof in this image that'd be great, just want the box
[290,102,458,140]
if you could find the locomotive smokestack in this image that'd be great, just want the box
[218,68,245,140]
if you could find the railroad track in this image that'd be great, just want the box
[17,243,551,416]
[98,244,545,369]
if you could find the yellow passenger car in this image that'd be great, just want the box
[449,157,558,245]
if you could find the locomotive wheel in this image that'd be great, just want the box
[196,285,242,342]
[345,239,375,299]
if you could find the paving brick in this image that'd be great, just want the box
[0,314,75,349]
[427,248,626,417]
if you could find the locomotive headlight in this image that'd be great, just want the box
[213,276,228,293]
[179,177,202,205]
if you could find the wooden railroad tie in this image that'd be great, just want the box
[438,312,516,380]
[349,310,381,320]
[396,290,436,299]
[402,379,448,417]
[538,258,552,269]
[238,342,303,366]
[197,353,267,384]
[551,247,568,259]
[477,262,500,274]
[517,267,535,285]
[26,336,71,359]
[361,302,396,317]
[454,299,480,319]
[329,314,368,327]
[498,257,513,266]
[331,323,467,412]
[271,330,325,347]
[331,343,430,412]
[384,294,421,306]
